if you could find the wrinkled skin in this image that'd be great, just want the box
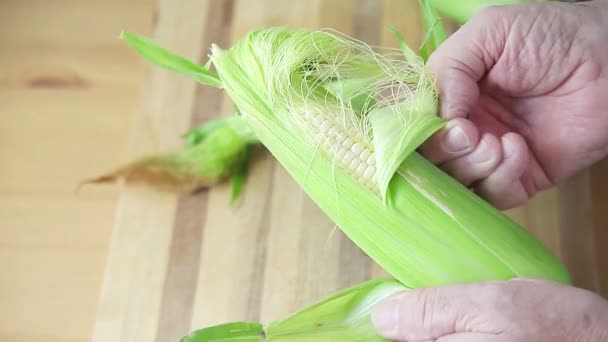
[372,278,608,342]
[375,2,608,341]
[419,0,608,210]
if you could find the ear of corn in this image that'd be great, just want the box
[208,27,569,287]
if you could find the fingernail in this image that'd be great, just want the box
[504,138,516,159]
[441,125,469,153]
[371,299,399,335]
[469,140,490,164]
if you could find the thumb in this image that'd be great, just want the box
[370,281,510,341]
[426,6,507,119]
[371,287,468,341]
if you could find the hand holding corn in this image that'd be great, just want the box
[373,1,608,341]
[419,0,608,210]
[372,278,608,341]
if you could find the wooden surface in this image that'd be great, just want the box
[2,1,606,342]
[0,1,154,341]
[90,1,608,342]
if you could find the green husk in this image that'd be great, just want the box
[418,0,448,61]
[428,0,577,24]
[180,322,265,342]
[84,116,257,197]
[122,32,223,88]
[181,279,407,342]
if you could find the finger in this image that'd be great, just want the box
[426,8,506,119]
[475,133,529,210]
[438,333,511,342]
[419,118,480,164]
[371,288,460,341]
[371,282,510,341]
[441,133,502,187]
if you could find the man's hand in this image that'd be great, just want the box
[378,3,608,341]
[419,0,608,209]
[371,279,608,341]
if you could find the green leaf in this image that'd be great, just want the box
[265,278,405,341]
[182,116,259,147]
[369,88,445,201]
[183,119,227,146]
[180,279,406,341]
[121,31,222,88]
[180,322,265,342]
[418,0,448,61]
[323,78,377,116]
[386,25,420,64]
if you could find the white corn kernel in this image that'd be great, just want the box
[367,154,376,166]
[360,149,371,162]
[355,163,367,176]
[351,143,363,155]
[334,129,345,140]
[348,158,360,171]
[312,115,323,126]
[363,166,376,180]
[343,151,355,165]
[320,120,332,133]
[328,127,340,137]
[335,147,347,160]
[328,144,339,155]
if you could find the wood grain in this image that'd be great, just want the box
[92,1,213,341]
[89,1,608,341]
[0,1,154,341]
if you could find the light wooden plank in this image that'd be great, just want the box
[0,47,148,90]
[0,0,154,47]
[0,196,113,341]
[0,89,137,194]
[381,0,424,50]
[560,171,601,292]
[91,1,213,341]
[0,1,155,342]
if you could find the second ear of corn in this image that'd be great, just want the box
[181,278,408,342]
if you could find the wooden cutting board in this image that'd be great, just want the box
[92,1,608,341]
